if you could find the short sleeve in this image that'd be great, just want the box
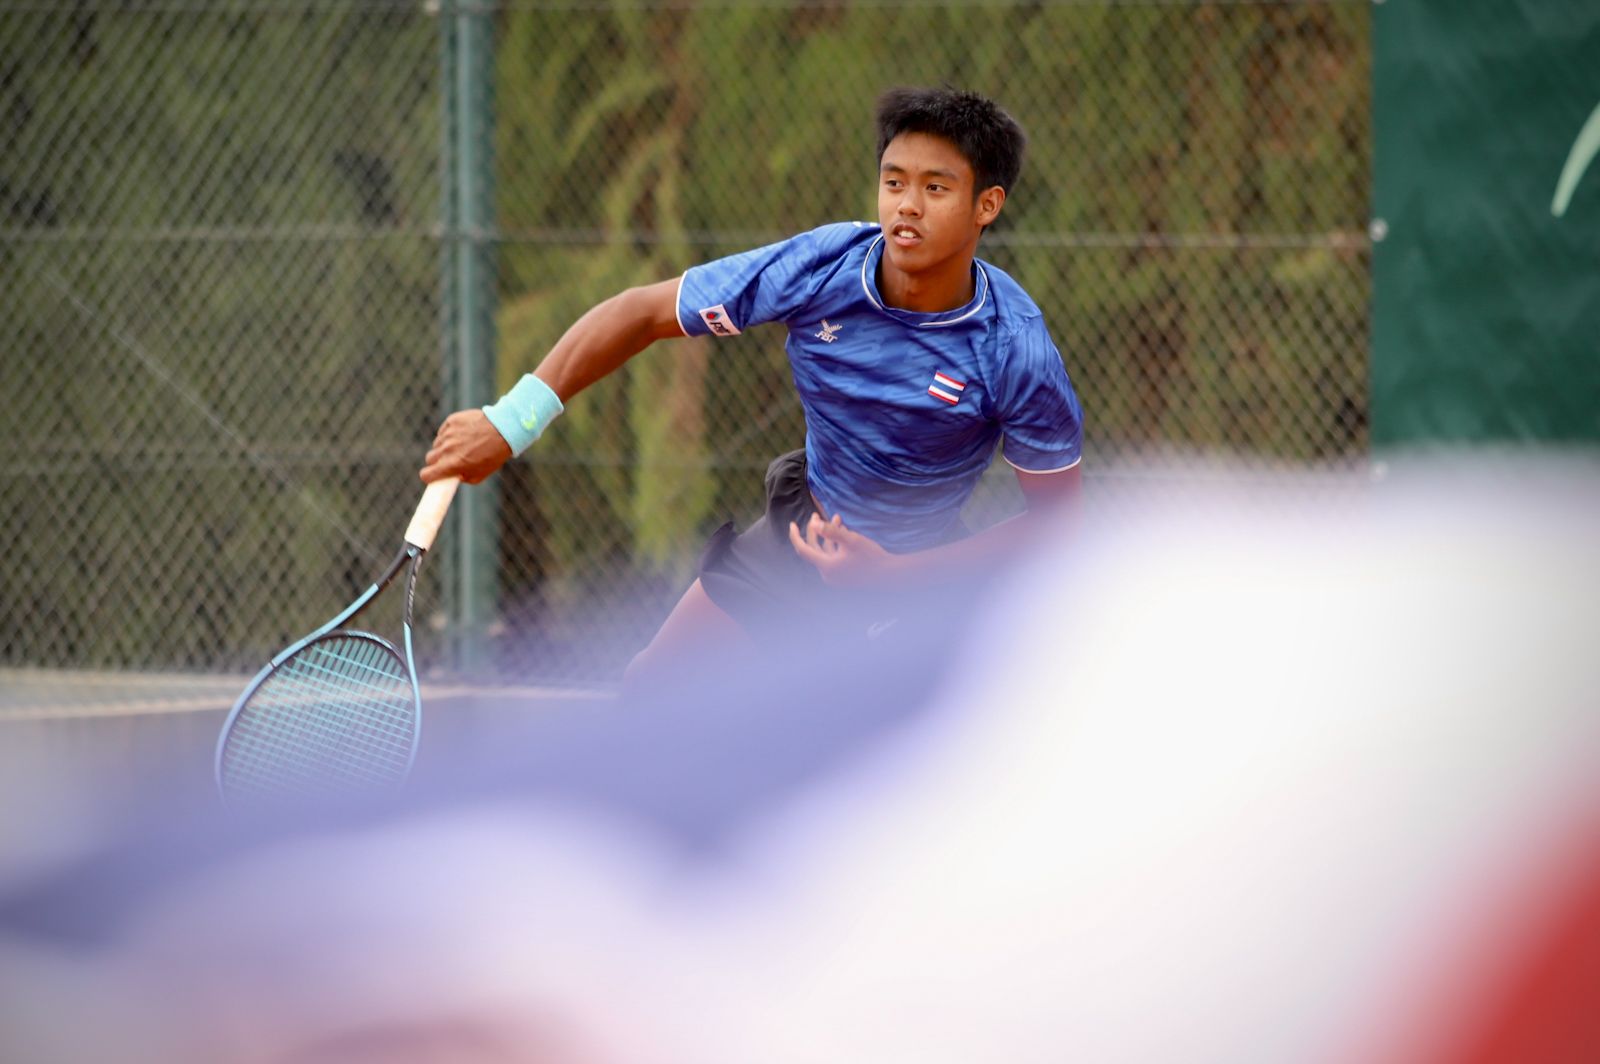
[994,320,1084,473]
[677,222,865,338]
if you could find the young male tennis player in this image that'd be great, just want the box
[421,86,1083,686]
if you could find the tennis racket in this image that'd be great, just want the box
[214,476,461,806]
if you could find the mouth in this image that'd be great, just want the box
[889,223,922,248]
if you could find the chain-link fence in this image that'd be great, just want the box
[2,0,1370,686]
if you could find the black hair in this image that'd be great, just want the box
[874,86,1027,195]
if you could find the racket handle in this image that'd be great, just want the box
[405,476,460,551]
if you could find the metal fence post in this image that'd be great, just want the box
[439,0,497,673]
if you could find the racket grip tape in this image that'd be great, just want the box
[405,477,460,551]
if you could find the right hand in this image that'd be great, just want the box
[420,409,512,484]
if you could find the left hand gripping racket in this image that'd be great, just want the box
[215,477,460,806]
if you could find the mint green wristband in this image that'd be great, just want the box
[482,374,564,456]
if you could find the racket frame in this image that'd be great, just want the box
[214,478,459,802]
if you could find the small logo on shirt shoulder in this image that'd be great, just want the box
[928,371,966,406]
[699,304,741,337]
[815,319,843,343]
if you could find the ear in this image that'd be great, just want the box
[976,185,1006,227]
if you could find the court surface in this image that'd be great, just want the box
[0,667,609,881]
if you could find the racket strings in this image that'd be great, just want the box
[225,670,410,794]
[220,634,416,801]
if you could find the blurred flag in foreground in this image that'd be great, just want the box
[1,453,1596,1064]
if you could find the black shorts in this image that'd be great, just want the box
[697,449,828,638]
[698,450,896,643]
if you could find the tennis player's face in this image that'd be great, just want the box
[878,132,1003,292]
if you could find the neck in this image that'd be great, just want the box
[879,254,977,313]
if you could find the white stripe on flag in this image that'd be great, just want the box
[933,372,966,391]
[928,384,961,404]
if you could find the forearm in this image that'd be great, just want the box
[791,465,1082,588]
[889,509,1051,584]
[890,468,1082,584]
[422,278,683,483]
[532,280,684,403]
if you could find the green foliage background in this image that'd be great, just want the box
[2,2,1369,679]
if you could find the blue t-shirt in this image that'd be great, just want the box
[677,221,1083,553]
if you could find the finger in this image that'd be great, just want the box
[422,448,463,482]
[810,525,838,556]
[806,513,834,552]
[793,519,823,555]
[823,521,864,547]
[815,513,855,554]
[789,520,817,560]
[789,521,828,567]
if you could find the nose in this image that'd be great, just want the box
[897,188,922,218]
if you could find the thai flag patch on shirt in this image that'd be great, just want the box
[928,371,966,405]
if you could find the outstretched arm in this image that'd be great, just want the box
[420,278,685,483]
[789,463,1082,587]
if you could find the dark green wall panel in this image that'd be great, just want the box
[1372,1,1600,444]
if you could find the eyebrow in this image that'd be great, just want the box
[880,161,963,181]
